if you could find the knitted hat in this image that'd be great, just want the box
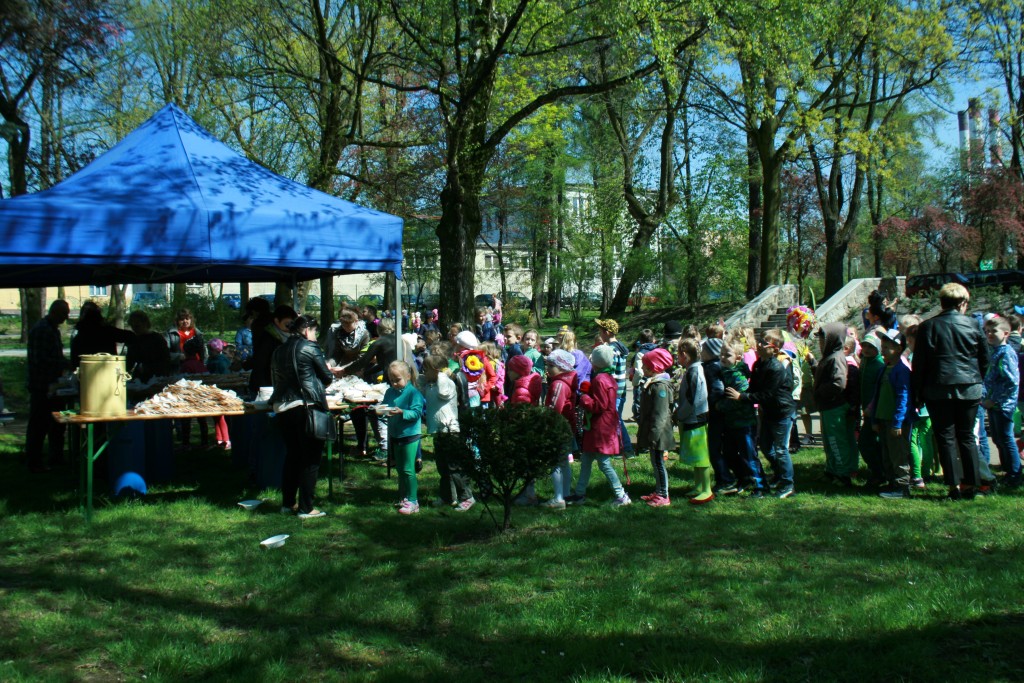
[454,330,480,350]
[591,344,615,369]
[547,349,576,372]
[594,318,619,335]
[506,354,533,377]
[642,347,673,374]
[702,338,723,358]
[663,320,683,339]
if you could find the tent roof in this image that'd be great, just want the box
[0,104,403,287]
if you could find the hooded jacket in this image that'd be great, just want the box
[507,355,542,405]
[545,369,578,436]
[579,370,621,454]
[813,322,850,411]
[636,374,677,450]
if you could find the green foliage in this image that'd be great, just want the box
[436,403,570,530]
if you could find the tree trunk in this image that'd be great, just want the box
[745,136,762,299]
[320,276,334,334]
[607,217,660,315]
[758,153,783,292]
[436,172,484,328]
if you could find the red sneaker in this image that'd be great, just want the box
[645,495,671,507]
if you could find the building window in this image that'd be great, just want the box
[484,254,498,269]
[88,285,108,296]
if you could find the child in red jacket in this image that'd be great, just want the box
[536,350,578,509]
[506,354,541,405]
[565,345,631,507]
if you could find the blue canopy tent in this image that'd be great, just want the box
[0,103,403,287]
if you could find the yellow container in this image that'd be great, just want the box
[79,354,131,417]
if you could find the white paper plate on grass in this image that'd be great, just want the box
[238,499,263,511]
[260,534,289,549]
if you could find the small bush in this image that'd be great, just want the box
[436,404,571,531]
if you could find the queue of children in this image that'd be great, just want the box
[318,281,1022,517]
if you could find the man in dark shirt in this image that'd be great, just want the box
[26,299,71,472]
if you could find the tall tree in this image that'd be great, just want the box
[384,0,710,326]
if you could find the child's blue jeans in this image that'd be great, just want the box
[574,453,625,498]
[988,408,1021,477]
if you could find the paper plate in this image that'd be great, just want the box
[238,499,263,511]
[260,534,289,549]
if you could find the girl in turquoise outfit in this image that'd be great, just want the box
[382,361,426,515]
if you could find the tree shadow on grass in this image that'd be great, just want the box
[3,506,1023,682]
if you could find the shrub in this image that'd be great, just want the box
[435,403,571,531]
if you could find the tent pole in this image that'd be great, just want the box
[291,275,298,311]
[393,274,401,361]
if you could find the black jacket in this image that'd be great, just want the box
[911,309,988,400]
[346,335,396,383]
[248,323,289,393]
[742,356,796,420]
[702,358,725,417]
[269,336,334,410]
[813,321,849,411]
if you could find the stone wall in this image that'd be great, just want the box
[815,277,906,327]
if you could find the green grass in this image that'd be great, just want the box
[1,429,1023,682]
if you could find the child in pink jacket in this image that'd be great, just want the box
[506,354,541,405]
[565,345,631,507]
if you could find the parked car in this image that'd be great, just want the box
[258,294,275,306]
[357,294,384,308]
[504,291,531,308]
[338,294,357,308]
[219,293,241,310]
[905,272,969,297]
[474,293,495,308]
[131,291,168,309]
[305,294,321,310]
[964,269,1024,293]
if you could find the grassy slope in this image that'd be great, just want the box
[1,431,1022,683]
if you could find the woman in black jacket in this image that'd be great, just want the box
[911,283,988,499]
[270,315,343,518]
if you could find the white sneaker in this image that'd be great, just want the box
[610,494,632,507]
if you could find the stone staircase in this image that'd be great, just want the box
[754,307,792,339]
[724,277,907,341]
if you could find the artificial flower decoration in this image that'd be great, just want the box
[786,305,817,339]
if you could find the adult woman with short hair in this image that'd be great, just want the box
[911,283,988,499]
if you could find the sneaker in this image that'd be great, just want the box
[514,494,539,506]
[747,489,765,499]
[394,498,409,509]
[713,483,739,496]
[298,509,327,519]
[1003,474,1022,489]
[370,449,387,463]
[455,497,476,512]
[775,485,795,499]
[610,494,632,507]
[879,487,910,499]
[640,492,660,501]
[977,484,995,497]
[768,476,783,491]
[398,501,420,515]
[540,498,566,510]
[911,477,926,490]
[645,495,671,507]
[565,494,587,506]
